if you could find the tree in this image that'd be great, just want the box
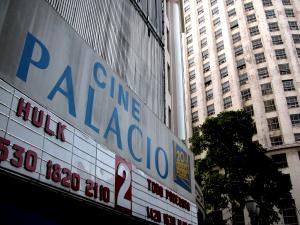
[190,110,292,225]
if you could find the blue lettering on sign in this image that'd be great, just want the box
[13,32,190,183]
[155,147,168,179]
[103,107,123,150]
[93,62,107,89]
[127,124,142,162]
[85,86,100,133]
[16,32,50,82]
[47,66,76,117]
[118,84,129,112]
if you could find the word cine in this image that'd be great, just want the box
[45,160,110,204]
[147,179,190,211]
[16,97,67,142]
[146,207,191,225]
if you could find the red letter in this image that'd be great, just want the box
[56,122,66,142]
[32,107,44,127]
[16,98,31,121]
[44,115,54,136]
[147,179,152,191]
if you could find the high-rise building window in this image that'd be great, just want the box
[215,29,222,39]
[218,53,226,65]
[190,82,196,94]
[267,117,280,131]
[206,89,213,101]
[249,26,260,36]
[220,67,228,78]
[185,15,191,24]
[255,52,266,64]
[191,96,197,108]
[244,2,254,11]
[252,38,263,49]
[264,99,276,112]
[296,48,300,58]
[289,21,299,30]
[292,34,300,43]
[237,59,246,69]
[201,38,207,48]
[265,9,276,19]
[279,63,291,75]
[198,7,204,15]
[223,96,232,109]
[261,83,272,95]
[241,89,251,101]
[228,8,236,17]
[239,73,248,86]
[199,16,205,24]
[203,62,210,73]
[187,46,194,56]
[186,25,192,33]
[200,26,206,35]
[226,0,234,6]
[232,32,241,43]
[213,17,221,27]
[217,41,224,52]
[244,105,254,116]
[282,0,291,5]
[286,96,299,108]
[272,35,283,45]
[275,49,287,59]
[262,0,272,7]
[291,114,300,126]
[295,133,300,141]
[212,7,219,16]
[188,58,194,68]
[258,67,269,79]
[189,70,196,80]
[204,75,212,86]
[191,111,199,123]
[184,5,190,12]
[247,14,256,23]
[268,22,280,32]
[222,81,230,94]
[202,49,209,60]
[282,198,299,225]
[285,9,295,17]
[270,136,283,146]
[272,153,287,167]
[283,79,295,91]
[234,45,243,56]
[230,20,239,30]
[211,0,217,6]
[207,104,215,116]
[187,35,192,44]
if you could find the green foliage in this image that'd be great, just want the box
[190,110,292,225]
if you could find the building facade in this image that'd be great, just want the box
[0,0,200,224]
[182,0,300,224]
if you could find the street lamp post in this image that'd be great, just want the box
[245,196,260,225]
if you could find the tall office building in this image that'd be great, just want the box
[0,0,200,224]
[182,0,300,224]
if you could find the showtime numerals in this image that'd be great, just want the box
[46,160,80,191]
[0,137,38,172]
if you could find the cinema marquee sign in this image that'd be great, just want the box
[0,0,197,224]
